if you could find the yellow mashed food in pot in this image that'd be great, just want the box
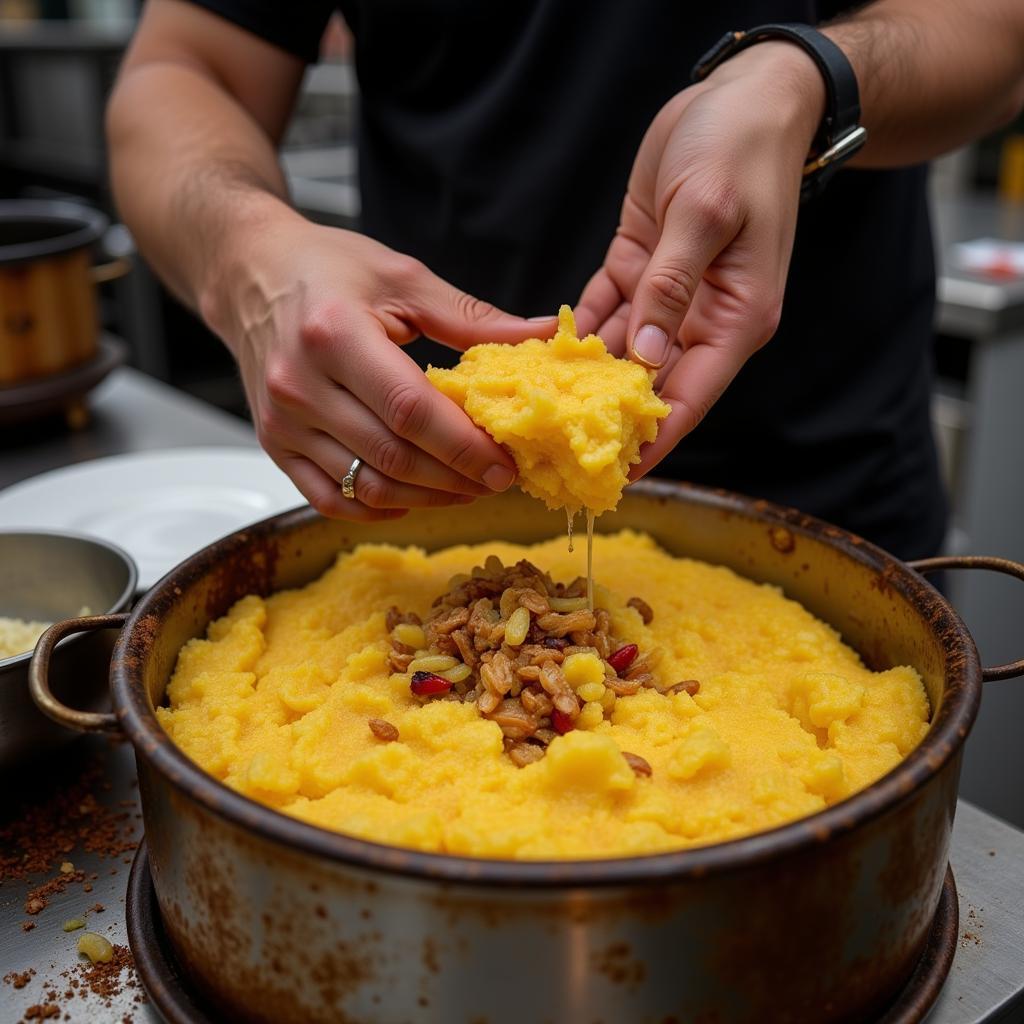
[158,532,929,859]
[426,306,669,515]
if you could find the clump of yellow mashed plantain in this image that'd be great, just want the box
[158,531,930,860]
[426,306,669,515]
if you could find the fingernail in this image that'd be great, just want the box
[632,325,670,368]
[482,464,516,491]
[528,314,556,321]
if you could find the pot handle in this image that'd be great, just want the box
[90,257,132,284]
[908,555,1024,681]
[29,614,127,733]
[90,224,133,284]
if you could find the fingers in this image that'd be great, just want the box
[405,266,557,351]
[277,453,410,522]
[300,430,478,509]
[629,339,747,481]
[596,301,631,358]
[625,190,742,371]
[299,380,493,496]
[327,319,519,492]
[575,267,622,339]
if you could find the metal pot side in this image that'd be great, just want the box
[0,530,136,769]
[111,482,982,1024]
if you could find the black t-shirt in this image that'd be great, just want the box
[188,0,947,559]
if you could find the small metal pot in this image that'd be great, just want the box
[29,483,1024,1023]
[0,530,136,769]
[0,200,130,386]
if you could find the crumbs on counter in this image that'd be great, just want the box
[1,750,138,918]
[0,752,138,884]
[68,943,144,1005]
[1,748,145,1022]
[21,1004,60,1020]
[4,943,147,1023]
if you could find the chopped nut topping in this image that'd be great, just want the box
[507,742,546,768]
[386,606,422,633]
[368,718,399,742]
[627,596,654,624]
[666,679,701,697]
[622,751,653,777]
[388,555,662,764]
[536,609,596,637]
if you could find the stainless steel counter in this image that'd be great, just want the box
[2,369,1024,1023]
[0,367,255,492]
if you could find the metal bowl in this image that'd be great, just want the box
[28,484,1024,1023]
[0,530,136,768]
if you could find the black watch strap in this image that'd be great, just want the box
[692,23,867,199]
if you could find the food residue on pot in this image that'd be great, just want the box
[0,747,146,1022]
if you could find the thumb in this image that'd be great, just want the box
[409,269,557,351]
[626,192,740,369]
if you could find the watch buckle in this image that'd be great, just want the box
[803,125,868,177]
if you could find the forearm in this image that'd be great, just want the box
[823,0,1024,167]
[106,60,301,316]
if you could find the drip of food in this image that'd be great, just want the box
[386,554,666,769]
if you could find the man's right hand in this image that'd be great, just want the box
[204,212,554,520]
[106,0,555,522]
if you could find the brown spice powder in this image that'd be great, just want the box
[3,970,35,989]
[22,1004,60,1020]
[0,754,138,887]
[75,943,137,1001]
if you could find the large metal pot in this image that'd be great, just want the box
[29,482,1024,1023]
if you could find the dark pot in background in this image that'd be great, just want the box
[0,199,128,386]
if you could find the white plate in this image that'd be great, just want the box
[0,447,305,589]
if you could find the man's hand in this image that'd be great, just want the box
[205,211,555,520]
[579,0,1024,481]
[107,0,557,522]
[576,42,824,478]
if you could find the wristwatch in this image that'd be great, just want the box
[692,23,867,200]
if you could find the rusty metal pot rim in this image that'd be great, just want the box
[109,480,982,888]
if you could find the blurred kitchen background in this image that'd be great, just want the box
[2,5,1023,825]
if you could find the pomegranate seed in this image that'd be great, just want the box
[552,708,574,734]
[608,644,638,674]
[410,671,453,696]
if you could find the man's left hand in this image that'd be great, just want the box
[576,41,824,478]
